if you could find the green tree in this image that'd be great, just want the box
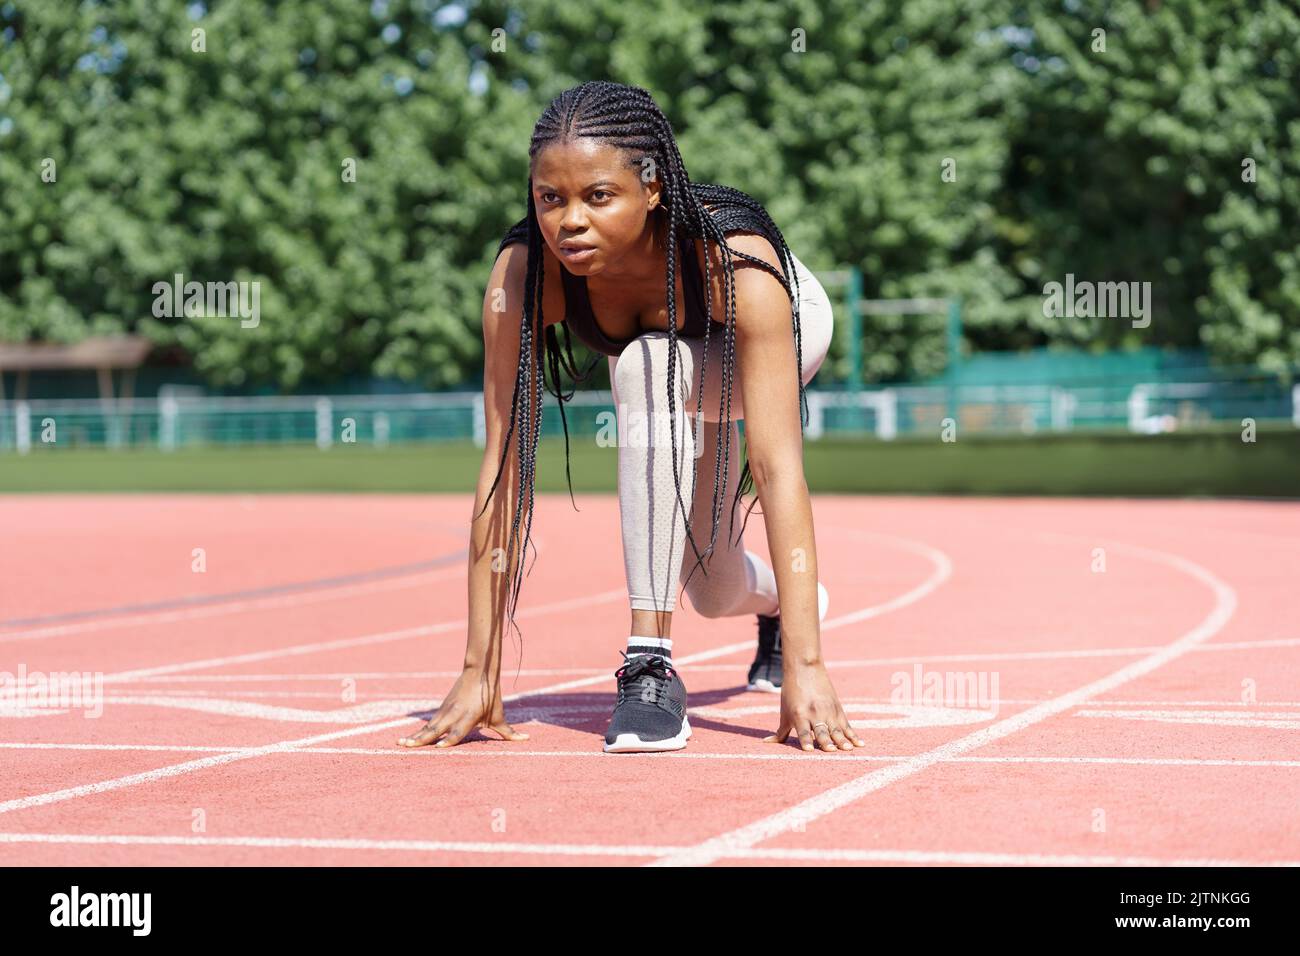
[1,0,1296,392]
[1000,0,1300,373]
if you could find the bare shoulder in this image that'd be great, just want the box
[490,239,528,293]
[691,230,788,311]
[489,239,566,330]
[722,232,785,279]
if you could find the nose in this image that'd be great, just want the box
[560,201,588,234]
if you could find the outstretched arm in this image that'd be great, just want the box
[398,242,539,748]
[729,234,865,753]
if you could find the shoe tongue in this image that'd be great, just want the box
[622,654,671,681]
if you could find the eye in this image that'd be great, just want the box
[591,190,612,201]
[540,192,559,204]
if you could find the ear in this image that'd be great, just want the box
[645,177,663,214]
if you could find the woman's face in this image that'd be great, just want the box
[531,138,659,275]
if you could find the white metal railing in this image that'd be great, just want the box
[2,380,1298,453]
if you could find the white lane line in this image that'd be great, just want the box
[21,689,437,701]
[0,697,437,724]
[1077,709,1300,729]
[0,566,465,644]
[1192,636,1300,652]
[0,832,1292,867]
[4,742,1300,768]
[0,533,952,819]
[98,587,629,685]
[0,522,544,645]
[117,669,607,682]
[110,690,1300,712]
[1,743,250,754]
[817,529,954,628]
[1,696,993,728]
[0,718,417,815]
[18,685,1300,711]
[93,634,1300,685]
[648,537,1239,867]
[0,832,665,858]
[817,635,1300,666]
[0,579,637,814]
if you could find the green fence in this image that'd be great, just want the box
[0,373,1296,454]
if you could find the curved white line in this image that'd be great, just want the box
[0,531,952,815]
[6,744,1300,771]
[99,585,630,686]
[0,566,463,644]
[649,535,1238,867]
[0,528,549,645]
[819,528,954,630]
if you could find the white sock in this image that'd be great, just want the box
[626,635,672,660]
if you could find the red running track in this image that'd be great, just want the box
[0,493,1296,867]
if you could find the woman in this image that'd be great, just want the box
[397,80,865,755]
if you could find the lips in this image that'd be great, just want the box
[560,241,595,251]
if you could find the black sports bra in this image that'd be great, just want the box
[558,242,726,357]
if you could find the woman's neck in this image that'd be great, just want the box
[587,212,675,293]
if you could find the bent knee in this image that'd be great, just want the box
[686,588,734,619]
[683,572,738,619]
[612,340,652,398]
[613,333,693,399]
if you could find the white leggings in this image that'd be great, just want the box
[606,252,835,616]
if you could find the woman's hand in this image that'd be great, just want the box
[764,662,866,753]
[396,667,530,748]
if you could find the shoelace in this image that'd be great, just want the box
[614,651,677,706]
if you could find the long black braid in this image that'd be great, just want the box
[483,80,807,668]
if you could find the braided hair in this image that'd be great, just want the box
[484,80,807,664]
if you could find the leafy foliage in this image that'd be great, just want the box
[0,0,1294,389]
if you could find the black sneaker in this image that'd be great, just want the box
[747,614,783,693]
[746,582,828,694]
[603,651,691,753]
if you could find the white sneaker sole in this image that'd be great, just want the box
[603,716,691,753]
